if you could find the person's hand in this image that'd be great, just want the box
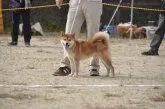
[55,0,63,9]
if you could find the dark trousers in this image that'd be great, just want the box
[150,14,165,51]
[11,10,31,43]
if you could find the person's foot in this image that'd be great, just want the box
[141,49,159,56]
[25,42,30,47]
[90,69,99,76]
[52,66,71,76]
[8,41,17,46]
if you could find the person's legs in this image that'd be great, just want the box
[9,12,20,45]
[66,0,85,37]
[22,9,31,46]
[53,0,85,76]
[62,0,85,67]
[142,14,165,56]
[150,14,165,51]
[83,0,102,75]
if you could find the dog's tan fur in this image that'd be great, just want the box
[60,32,114,77]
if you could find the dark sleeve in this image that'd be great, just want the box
[160,0,165,15]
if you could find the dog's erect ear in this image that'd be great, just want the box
[61,32,65,36]
[71,33,75,38]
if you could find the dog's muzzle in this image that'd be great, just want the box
[65,43,70,48]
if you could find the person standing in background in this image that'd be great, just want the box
[8,0,32,46]
[142,0,165,56]
[53,0,102,76]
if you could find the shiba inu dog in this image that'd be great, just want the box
[60,32,115,77]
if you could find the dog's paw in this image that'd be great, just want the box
[105,74,109,77]
[106,74,115,78]
[68,73,74,77]
[73,74,78,77]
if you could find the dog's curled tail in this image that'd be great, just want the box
[91,32,110,46]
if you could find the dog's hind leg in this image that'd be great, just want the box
[102,58,115,77]
[99,51,115,77]
[101,59,110,76]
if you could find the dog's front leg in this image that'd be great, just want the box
[74,60,79,77]
[69,58,75,77]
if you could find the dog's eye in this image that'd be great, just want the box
[68,39,71,41]
[64,39,67,41]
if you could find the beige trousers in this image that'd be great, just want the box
[61,0,102,71]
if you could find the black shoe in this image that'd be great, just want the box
[8,41,17,46]
[141,49,159,56]
[52,66,71,76]
[90,69,99,76]
[25,42,30,47]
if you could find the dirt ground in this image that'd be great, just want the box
[0,33,165,109]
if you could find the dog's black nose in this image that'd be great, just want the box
[66,43,69,46]
[66,43,69,48]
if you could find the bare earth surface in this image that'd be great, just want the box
[0,33,165,109]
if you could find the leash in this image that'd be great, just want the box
[69,0,81,34]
